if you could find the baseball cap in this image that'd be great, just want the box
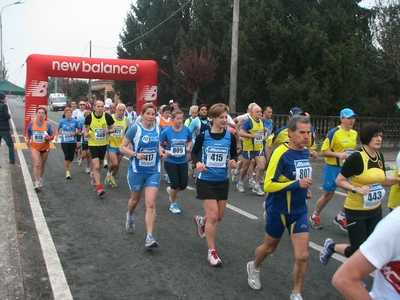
[105,104,110,108]
[169,99,174,104]
[126,102,133,107]
[289,107,305,116]
[340,108,357,118]
[0,92,6,101]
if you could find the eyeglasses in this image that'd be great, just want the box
[373,133,384,138]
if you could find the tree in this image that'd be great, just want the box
[176,41,218,105]
[370,0,400,82]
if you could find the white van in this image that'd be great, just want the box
[48,93,67,112]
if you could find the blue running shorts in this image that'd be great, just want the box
[127,171,160,192]
[242,150,265,160]
[266,212,309,239]
[322,164,342,191]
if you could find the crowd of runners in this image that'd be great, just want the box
[21,96,400,299]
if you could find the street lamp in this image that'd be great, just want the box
[0,1,24,78]
[2,47,14,78]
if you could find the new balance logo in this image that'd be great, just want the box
[138,85,157,102]
[26,81,48,97]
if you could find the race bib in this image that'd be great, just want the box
[294,159,312,180]
[94,128,106,141]
[33,131,45,143]
[138,148,157,167]
[205,147,228,168]
[112,126,124,138]
[254,132,264,144]
[62,131,74,142]
[363,183,385,208]
[170,142,185,157]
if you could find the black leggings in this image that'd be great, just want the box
[344,208,382,258]
[164,161,188,190]
[61,143,77,162]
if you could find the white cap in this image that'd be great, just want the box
[169,99,174,104]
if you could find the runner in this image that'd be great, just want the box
[319,122,400,266]
[120,103,163,249]
[25,106,55,191]
[160,109,192,213]
[236,104,266,195]
[55,107,80,179]
[83,100,116,196]
[105,103,128,188]
[77,110,92,174]
[191,103,238,267]
[246,115,313,300]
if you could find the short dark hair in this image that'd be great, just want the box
[198,104,208,111]
[360,122,383,145]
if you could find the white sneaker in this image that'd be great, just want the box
[231,169,238,183]
[207,250,222,267]
[169,203,181,214]
[252,184,265,196]
[247,261,261,290]
[290,292,303,300]
[78,158,84,167]
[39,178,43,188]
[34,182,40,191]
[236,182,245,193]
[193,215,206,238]
[90,172,96,186]
[248,178,255,189]
[85,168,91,174]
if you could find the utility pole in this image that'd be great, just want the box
[88,40,92,103]
[229,0,240,112]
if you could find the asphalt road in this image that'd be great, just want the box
[3,98,397,300]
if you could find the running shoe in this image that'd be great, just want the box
[166,186,172,202]
[39,178,43,189]
[97,187,105,197]
[103,159,108,169]
[85,168,91,174]
[333,215,348,232]
[34,182,40,191]
[104,174,111,185]
[66,171,71,179]
[309,213,322,230]
[109,178,118,188]
[320,238,335,265]
[77,158,84,167]
[252,184,264,196]
[193,215,206,238]
[236,182,245,193]
[90,172,96,186]
[207,250,222,267]
[248,178,255,189]
[164,173,170,184]
[247,261,261,290]
[231,169,238,183]
[169,203,181,214]
[290,292,303,300]
[125,212,135,233]
[145,235,158,248]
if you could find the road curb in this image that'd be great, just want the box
[0,150,25,299]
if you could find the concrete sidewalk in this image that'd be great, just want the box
[0,149,24,300]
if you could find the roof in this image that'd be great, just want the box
[0,78,25,96]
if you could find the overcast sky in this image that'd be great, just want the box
[3,0,375,89]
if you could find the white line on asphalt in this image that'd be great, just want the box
[226,204,258,219]
[11,115,73,300]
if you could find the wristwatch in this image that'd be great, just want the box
[133,152,137,158]
[351,186,357,193]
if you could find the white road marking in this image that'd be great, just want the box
[11,114,73,300]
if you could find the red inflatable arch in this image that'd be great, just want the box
[24,54,158,131]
